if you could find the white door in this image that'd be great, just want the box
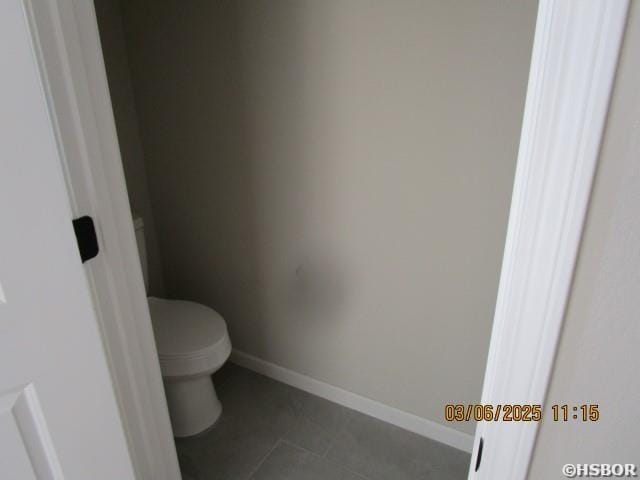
[0,0,136,478]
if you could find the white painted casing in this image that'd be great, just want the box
[469,0,630,478]
[133,214,149,293]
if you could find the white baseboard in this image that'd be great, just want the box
[229,350,473,453]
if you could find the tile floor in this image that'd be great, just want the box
[175,364,469,480]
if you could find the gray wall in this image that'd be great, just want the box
[529,3,640,477]
[94,0,165,295]
[122,0,536,435]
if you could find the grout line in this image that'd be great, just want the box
[245,438,282,480]
[279,438,335,462]
[295,415,336,458]
[279,437,318,456]
[320,442,331,459]
[231,366,370,478]
[278,438,373,480]
[320,428,333,459]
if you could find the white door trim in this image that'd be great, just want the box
[22,1,180,479]
[469,0,629,478]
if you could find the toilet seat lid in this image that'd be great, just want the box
[148,297,228,358]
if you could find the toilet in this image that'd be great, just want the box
[133,215,231,437]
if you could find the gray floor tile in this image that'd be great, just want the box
[175,364,469,480]
[339,471,369,480]
[290,388,353,438]
[215,363,350,456]
[215,364,300,435]
[176,451,200,480]
[250,441,353,480]
[282,415,333,456]
[325,411,470,480]
[175,415,280,480]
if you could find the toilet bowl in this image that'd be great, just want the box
[149,297,231,437]
[133,214,231,437]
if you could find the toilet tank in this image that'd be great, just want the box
[133,213,149,293]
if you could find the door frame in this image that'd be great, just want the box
[469,0,629,478]
[24,0,629,479]
[21,1,180,479]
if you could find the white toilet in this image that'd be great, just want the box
[133,215,231,437]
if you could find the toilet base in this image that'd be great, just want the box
[163,375,222,437]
